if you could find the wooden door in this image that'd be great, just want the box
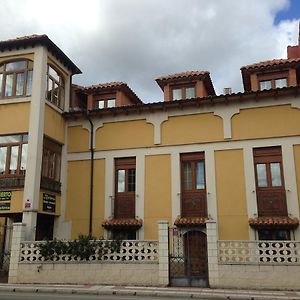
[181,153,207,217]
[184,231,208,280]
[254,147,287,216]
[114,158,136,218]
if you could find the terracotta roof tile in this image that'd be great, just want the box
[241,58,300,70]
[80,82,128,91]
[0,34,81,74]
[102,218,143,229]
[174,216,209,227]
[2,34,47,42]
[156,71,209,81]
[249,216,299,228]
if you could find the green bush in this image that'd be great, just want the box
[38,235,122,261]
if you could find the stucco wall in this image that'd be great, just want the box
[17,262,159,286]
[217,264,300,290]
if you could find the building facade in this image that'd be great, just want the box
[0,32,300,286]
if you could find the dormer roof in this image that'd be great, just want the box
[78,82,142,104]
[241,58,300,92]
[0,34,81,75]
[155,70,216,96]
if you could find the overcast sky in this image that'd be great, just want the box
[0,0,299,102]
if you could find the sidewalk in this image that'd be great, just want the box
[0,284,299,299]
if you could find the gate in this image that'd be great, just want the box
[169,227,208,287]
[0,223,12,283]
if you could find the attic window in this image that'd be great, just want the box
[259,77,288,91]
[171,85,195,100]
[96,98,116,109]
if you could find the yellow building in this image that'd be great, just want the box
[0,33,300,286]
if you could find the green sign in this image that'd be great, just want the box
[0,191,12,201]
[43,193,56,213]
[0,202,10,210]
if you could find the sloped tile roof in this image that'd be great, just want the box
[0,34,81,74]
[249,216,299,228]
[102,218,143,229]
[174,216,209,227]
[155,70,215,96]
[241,58,300,70]
[80,82,128,91]
[156,71,209,81]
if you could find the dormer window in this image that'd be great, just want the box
[0,60,33,98]
[259,78,288,90]
[171,85,195,100]
[96,98,116,109]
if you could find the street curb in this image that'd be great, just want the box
[0,285,299,300]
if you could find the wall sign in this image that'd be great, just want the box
[0,202,10,210]
[0,191,12,201]
[43,193,56,213]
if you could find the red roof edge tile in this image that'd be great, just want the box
[249,216,299,228]
[174,216,209,227]
[102,218,143,229]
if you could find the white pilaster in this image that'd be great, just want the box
[22,46,48,241]
[8,223,25,284]
[171,152,180,223]
[205,149,218,220]
[136,154,145,239]
[158,220,169,286]
[243,146,257,240]
[206,220,219,287]
[282,144,300,240]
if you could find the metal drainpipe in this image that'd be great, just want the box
[86,112,94,236]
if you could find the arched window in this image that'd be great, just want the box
[47,65,65,109]
[0,60,33,98]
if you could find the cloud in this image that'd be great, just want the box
[0,0,299,102]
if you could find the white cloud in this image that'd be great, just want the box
[0,0,299,102]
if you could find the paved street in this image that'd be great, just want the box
[0,292,205,300]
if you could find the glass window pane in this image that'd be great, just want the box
[58,86,64,109]
[275,78,287,88]
[16,73,24,96]
[270,162,282,187]
[196,162,205,189]
[183,162,192,190]
[172,88,182,100]
[0,147,7,174]
[117,169,125,192]
[55,153,61,181]
[5,74,13,96]
[186,87,195,99]
[6,61,26,71]
[97,100,105,109]
[9,146,19,174]
[42,150,48,177]
[128,169,136,192]
[107,99,116,108]
[276,230,289,240]
[256,163,268,187]
[259,80,272,90]
[26,70,33,96]
[20,144,28,173]
[49,66,60,81]
[258,229,272,240]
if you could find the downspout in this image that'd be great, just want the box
[86,111,94,236]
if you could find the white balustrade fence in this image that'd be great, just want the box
[20,240,158,263]
[218,240,300,265]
